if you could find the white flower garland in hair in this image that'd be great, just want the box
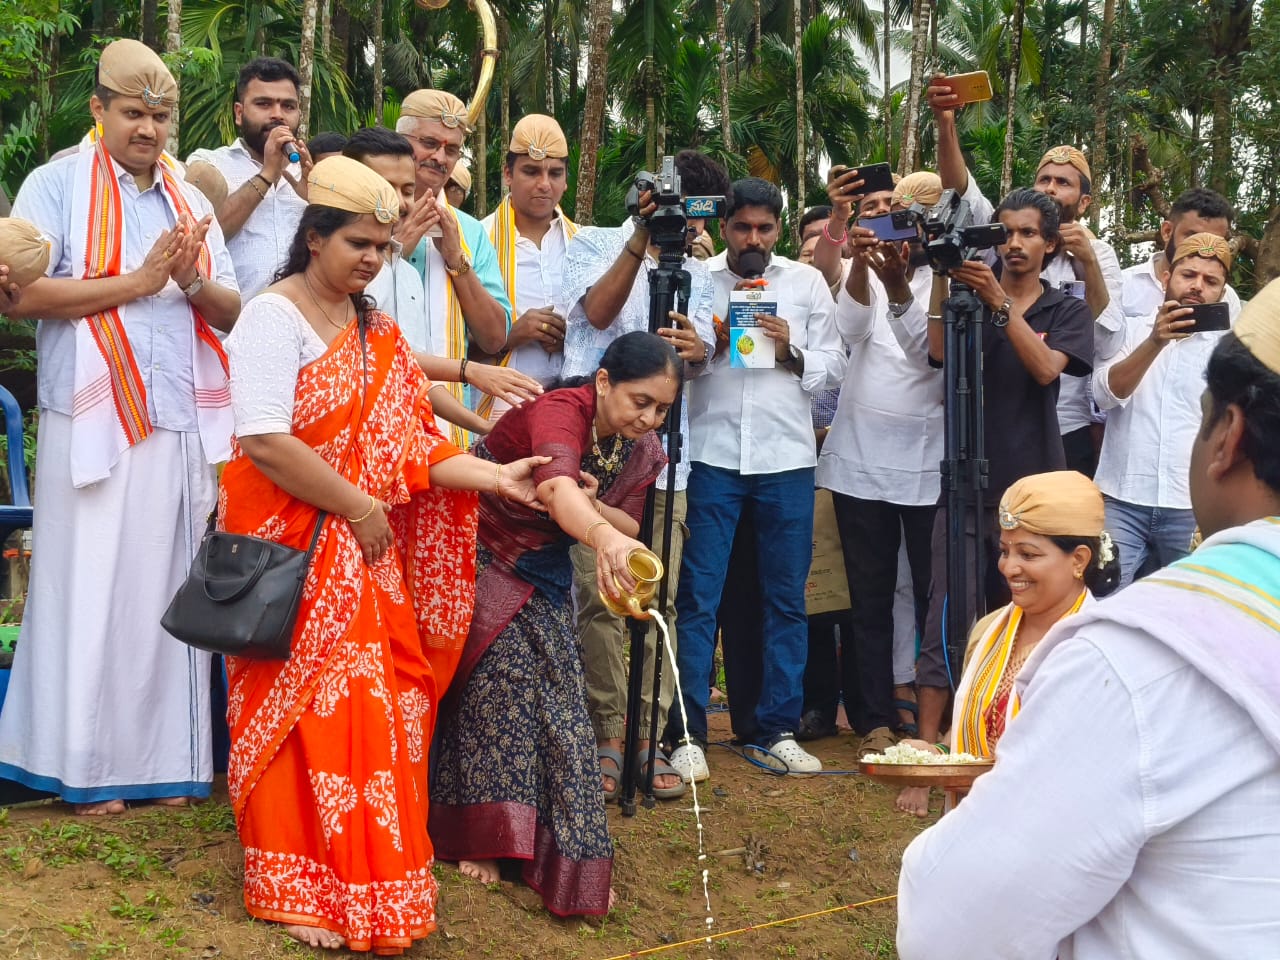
[1098,530,1116,566]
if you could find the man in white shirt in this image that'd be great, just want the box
[188,57,309,301]
[664,177,846,781]
[817,172,946,757]
[479,114,577,419]
[929,78,1125,477]
[561,150,726,799]
[1094,234,1235,587]
[897,278,1280,960]
[0,40,239,814]
[1120,186,1242,321]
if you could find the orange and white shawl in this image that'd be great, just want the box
[67,131,231,487]
[953,591,1092,758]
[476,194,577,420]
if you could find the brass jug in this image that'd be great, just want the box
[599,548,665,620]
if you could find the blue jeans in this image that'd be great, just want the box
[1104,497,1198,589]
[666,463,815,747]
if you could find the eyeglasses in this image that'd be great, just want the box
[405,134,463,161]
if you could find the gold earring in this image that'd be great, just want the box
[1074,570,1084,580]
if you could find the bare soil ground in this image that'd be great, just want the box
[0,711,932,960]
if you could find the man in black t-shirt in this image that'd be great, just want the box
[903,189,1092,788]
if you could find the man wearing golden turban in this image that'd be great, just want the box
[444,160,471,209]
[1093,233,1234,586]
[927,76,1128,480]
[188,57,310,301]
[0,38,240,815]
[898,277,1280,960]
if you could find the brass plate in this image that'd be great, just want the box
[858,760,994,790]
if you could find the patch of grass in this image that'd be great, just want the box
[176,801,236,835]
[6,820,164,879]
[108,889,170,925]
[665,866,696,895]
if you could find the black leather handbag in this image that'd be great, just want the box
[161,511,327,660]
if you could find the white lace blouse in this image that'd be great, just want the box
[225,292,329,437]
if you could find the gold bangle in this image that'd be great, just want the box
[494,462,503,493]
[584,519,610,549]
[347,495,378,524]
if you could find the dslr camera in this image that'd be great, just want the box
[896,188,1008,274]
[626,155,726,258]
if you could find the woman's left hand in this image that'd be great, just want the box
[496,456,551,510]
[579,470,601,507]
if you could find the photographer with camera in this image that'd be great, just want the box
[560,150,729,801]
[929,77,1125,478]
[662,178,846,782]
[1094,235,1234,587]
[905,189,1093,779]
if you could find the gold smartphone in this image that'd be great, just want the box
[941,70,994,105]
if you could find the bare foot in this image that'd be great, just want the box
[459,859,500,884]
[284,924,345,950]
[152,796,197,807]
[896,786,931,818]
[73,800,125,816]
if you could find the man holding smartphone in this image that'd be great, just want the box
[1093,235,1234,587]
[560,150,728,800]
[928,76,1126,477]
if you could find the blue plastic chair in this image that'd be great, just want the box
[0,385,33,546]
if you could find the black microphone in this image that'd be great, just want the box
[737,250,767,279]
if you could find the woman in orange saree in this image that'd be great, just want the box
[219,157,545,954]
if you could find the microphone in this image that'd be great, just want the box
[285,142,301,164]
[737,250,767,282]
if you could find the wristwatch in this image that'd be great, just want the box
[887,297,914,318]
[180,275,205,299]
[781,344,803,372]
[445,253,473,278]
[991,296,1013,327]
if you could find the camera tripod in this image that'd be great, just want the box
[939,278,991,679]
[618,243,691,816]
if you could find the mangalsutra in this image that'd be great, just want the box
[303,272,351,331]
[591,420,623,470]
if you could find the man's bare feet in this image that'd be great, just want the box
[459,859,500,884]
[284,924,345,950]
[152,796,197,808]
[896,786,931,818]
[73,800,125,816]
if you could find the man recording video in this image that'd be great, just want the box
[560,150,729,801]
[909,188,1094,768]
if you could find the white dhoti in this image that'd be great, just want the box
[0,412,216,802]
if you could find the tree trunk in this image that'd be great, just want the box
[544,0,555,113]
[298,0,319,138]
[320,0,332,62]
[645,71,657,172]
[752,0,762,64]
[141,0,159,50]
[882,0,892,166]
[1000,0,1025,195]
[332,1,349,71]
[164,0,182,154]
[793,0,805,245]
[1079,0,1087,49]
[569,17,580,107]
[717,0,733,150]
[900,0,931,178]
[1089,0,1116,229]
[1207,0,1254,195]
[575,0,613,223]
[371,0,383,125]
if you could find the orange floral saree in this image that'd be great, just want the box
[219,312,477,955]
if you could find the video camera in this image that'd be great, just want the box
[894,188,1008,274]
[626,155,727,258]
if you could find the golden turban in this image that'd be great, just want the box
[307,156,400,224]
[448,161,472,196]
[0,218,52,287]
[1233,277,1280,377]
[893,171,943,209]
[998,471,1105,538]
[400,89,471,132]
[1037,145,1092,186]
[508,113,569,160]
[184,161,228,212]
[1170,232,1233,272]
[97,38,178,109]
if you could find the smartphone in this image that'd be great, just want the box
[846,162,895,196]
[1186,301,1230,333]
[858,213,918,243]
[1059,280,1086,301]
[940,70,994,105]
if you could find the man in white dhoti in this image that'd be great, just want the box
[0,39,239,815]
[896,278,1280,958]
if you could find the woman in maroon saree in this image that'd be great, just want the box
[430,332,680,915]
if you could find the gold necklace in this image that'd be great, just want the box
[591,420,623,470]
[303,273,351,331]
